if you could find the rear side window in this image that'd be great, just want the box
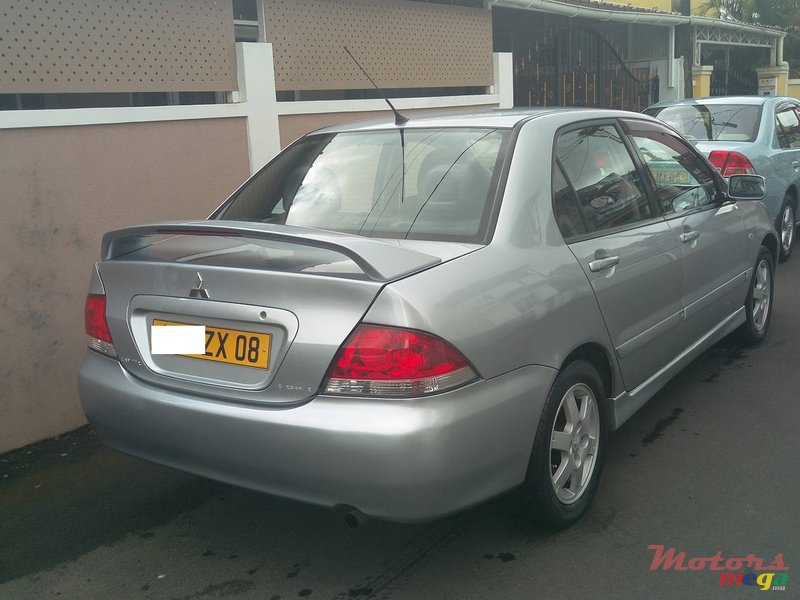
[776,107,800,149]
[554,124,652,237]
[646,104,761,142]
[215,128,510,243]
[553,162,587,238]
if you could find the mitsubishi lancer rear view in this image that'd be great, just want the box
[79,109,777,528]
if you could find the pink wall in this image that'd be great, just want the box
[278,105,498,147]
[0,118,250,452]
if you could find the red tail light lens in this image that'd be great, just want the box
[708,150,756,177]
[85,294,111,342]
[324,325,478,397]
[85,294,117,357]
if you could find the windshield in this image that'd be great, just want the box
[215,128,510,243]
[645,104,762,142]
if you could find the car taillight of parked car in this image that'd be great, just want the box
[708,150,757,177]
[323,324,478,397]
[84,293,117,358]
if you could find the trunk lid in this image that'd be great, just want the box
[692,140,752,157]
[98,221,479,405]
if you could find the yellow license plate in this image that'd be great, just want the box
[652,167,690,185]
[152,319,271,369]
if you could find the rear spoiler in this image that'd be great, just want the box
[100,221,441,282]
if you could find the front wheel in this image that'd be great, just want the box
[740,245,774,345]
[778,197,795,263]
[516,360,607,530]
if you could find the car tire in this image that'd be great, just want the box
[740,245,774,345]
[517,359,607,530]
[778,196,795,263]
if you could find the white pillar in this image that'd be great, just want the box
[668,26,675,89]
[756,65,789,97]
[493,52,514,109]
[256,0,267,43]
[235,42,282,174]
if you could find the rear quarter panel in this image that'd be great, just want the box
[753,104,796,223]
[364,114,622,394]
[739,199,780,268]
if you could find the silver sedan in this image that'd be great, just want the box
[79,109,777,528]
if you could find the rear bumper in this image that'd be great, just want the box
[78,351,556,522]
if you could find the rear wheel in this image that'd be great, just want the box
[740,245,774,345]
[778,196,795,263]
[517,360,607,530]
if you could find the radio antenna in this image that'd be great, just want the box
[344,47,409,126]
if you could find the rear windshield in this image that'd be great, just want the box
[645,104,762,142]
[214,128,510,243]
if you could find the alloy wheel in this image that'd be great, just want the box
[781,204,795,255]
[549,383,600,505]
[751,258,771,332]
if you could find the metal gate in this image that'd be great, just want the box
[513,27,659,111]
[710,66,758,96]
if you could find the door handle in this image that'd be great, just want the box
[680,230,700,243]
[588,256,620,272]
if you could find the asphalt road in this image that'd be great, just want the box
[2,254,799,600]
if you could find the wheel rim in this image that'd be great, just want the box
[751,258,771,331]
[781,204,794,254]
[549,383,600,505]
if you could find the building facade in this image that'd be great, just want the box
[493,0,787,111]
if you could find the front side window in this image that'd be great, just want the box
[623,119,716,215]
[215,128,509,243]
[555,124,652,235]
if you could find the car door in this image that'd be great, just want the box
[773,102,800,221]
[553,121,685,391]
[622,118,748,343]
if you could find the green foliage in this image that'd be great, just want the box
[750,0,800,26]
[697,0,749,20]
[697,0,800,24]
[749,0,800,77]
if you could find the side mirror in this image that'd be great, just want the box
[727,174,766,201]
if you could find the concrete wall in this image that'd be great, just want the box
[0,118,250,452]
[278,103,499,148]
[757,66,790,97]
[628,58,686,103]
[276,53,514,148]
[692,65,714,98]
[788,79,800,100]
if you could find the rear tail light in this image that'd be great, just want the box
[708,150,757,177]
[85,294,117,358]
[323,324,478,397]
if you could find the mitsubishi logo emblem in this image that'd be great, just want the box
[189,272,210,299]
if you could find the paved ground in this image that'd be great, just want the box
[2,255,799,600]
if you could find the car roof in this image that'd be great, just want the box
[309,107,663,135]
[648,96,798,110]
